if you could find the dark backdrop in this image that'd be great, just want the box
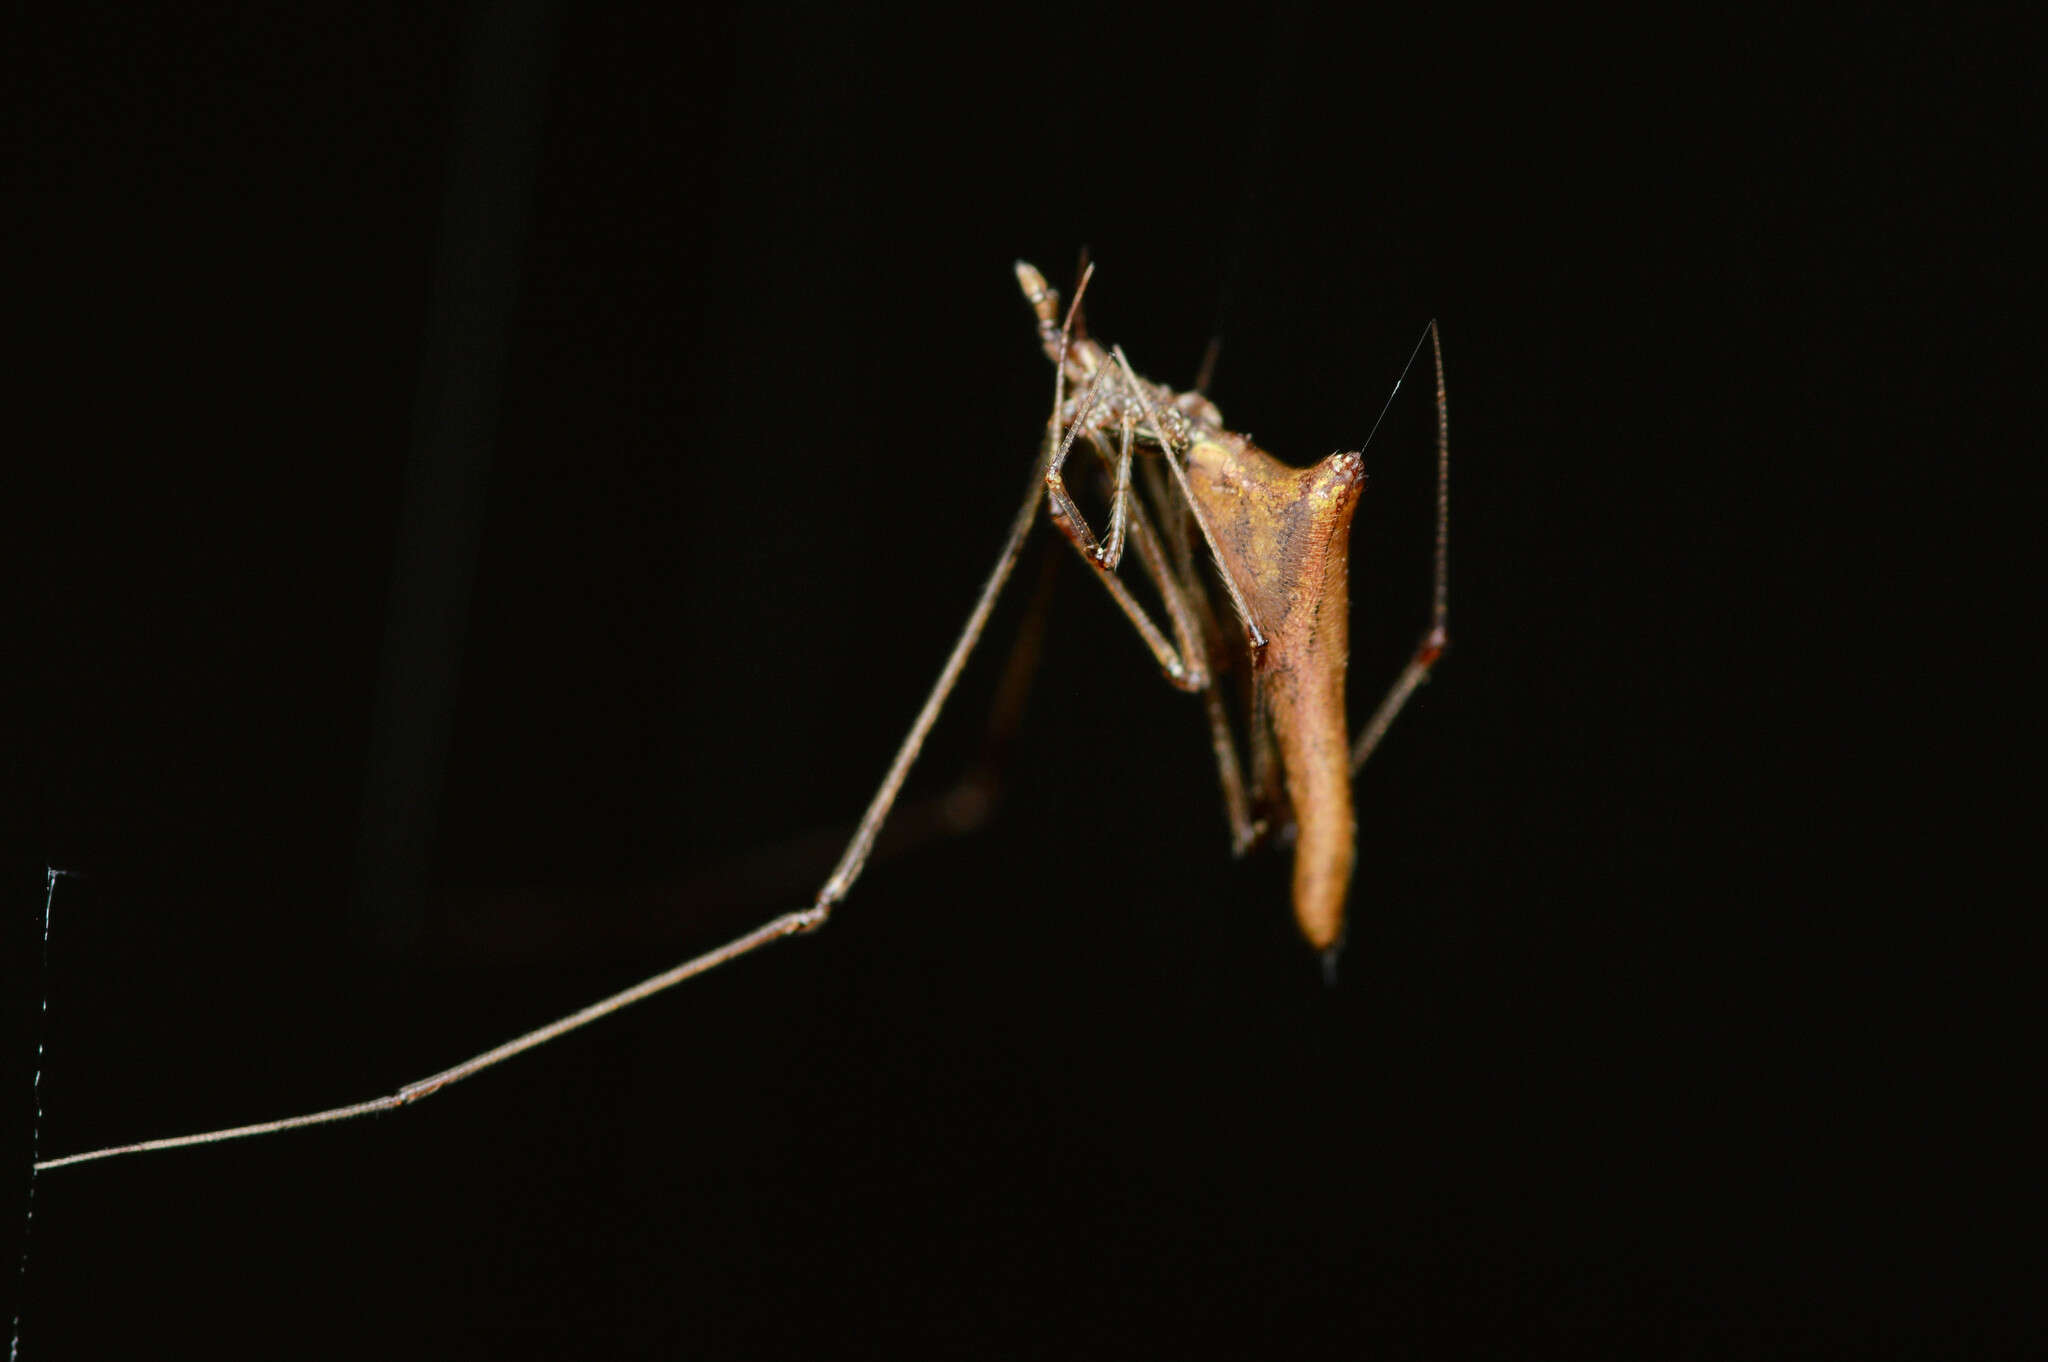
[6,6,2028,1358]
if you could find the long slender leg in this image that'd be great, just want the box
[972,268,1248,832]
[938,534,1059,827]
[1039,336,1212,692]
[1104,480,1211,691]
[813,264,1100,911]
[1100,414,1134,568]
[809,461,1051,911]
[38,457,1051,1172]
[1046,435,1260,850]
[1139,456,1194,588]
[1352,320,1450,773]
[1165,488,1266,851]
[816,532,1060,869]
[1046,447,1219,693]
[1064,548,1204,691]
[1123,447,1266,851]
[1011,288,1261,839]
[1110,345,1268,649]
[41,281,1113,1174]
[1028,261,1175,599]
[1199,684,1264,855]
[1041,365,1125,565]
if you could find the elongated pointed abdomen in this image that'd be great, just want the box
[1182,437,1365,949]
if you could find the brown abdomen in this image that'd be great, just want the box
[1182,437,1365,950]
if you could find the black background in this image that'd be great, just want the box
[6,5,2030,1358]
